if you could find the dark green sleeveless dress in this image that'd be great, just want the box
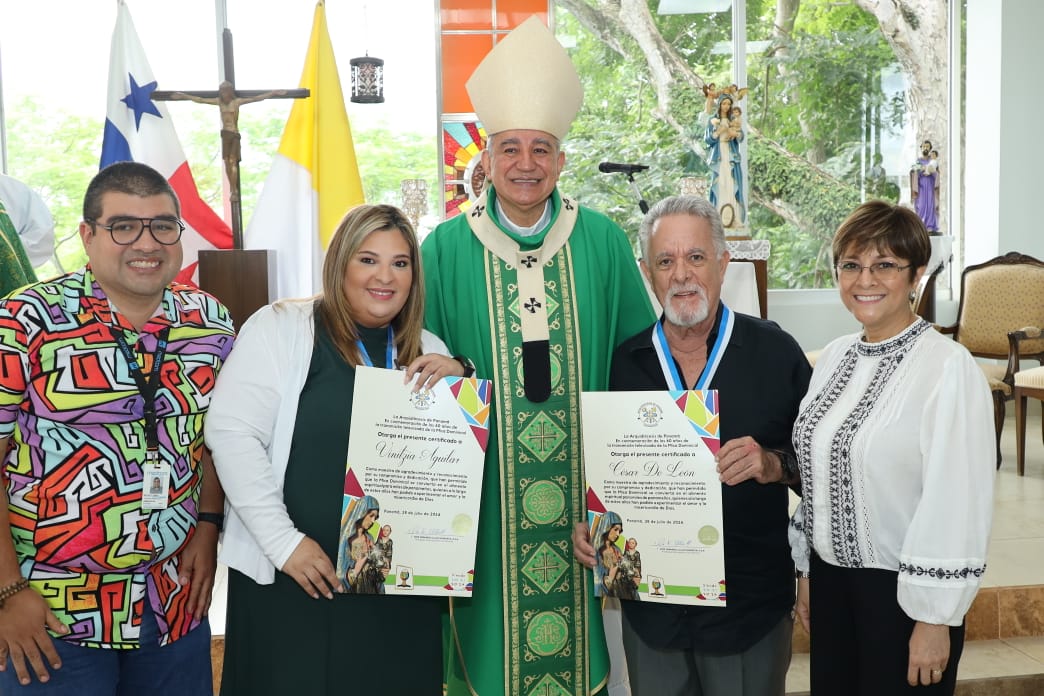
[220,320,443,695]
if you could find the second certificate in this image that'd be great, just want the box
[336,366,491,597]
[581,389,725,607]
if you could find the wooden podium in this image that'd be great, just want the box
[198,249,275,330]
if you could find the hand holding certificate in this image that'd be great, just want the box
[581,389,726,606]
[337,366,491,596]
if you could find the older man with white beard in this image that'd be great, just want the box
[573,195,812,696]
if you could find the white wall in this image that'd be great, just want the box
[964,0,1003,265]
[769,290,858,350]
[965,0,1044,264]
[995,0,1044,258]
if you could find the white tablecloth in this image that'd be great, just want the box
[929,235,953,276]
[722,261,760,317]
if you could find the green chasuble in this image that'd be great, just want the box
[0,200,36,298]
[422,187,654,696]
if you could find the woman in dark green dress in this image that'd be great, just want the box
[206,204,465,695]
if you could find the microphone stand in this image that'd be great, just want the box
[625,172,649,214]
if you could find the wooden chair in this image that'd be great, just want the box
[912,263,943,320]
[936,252,1044,468]
[1013,360,1044,476]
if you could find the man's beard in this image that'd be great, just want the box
[663,285,710,328]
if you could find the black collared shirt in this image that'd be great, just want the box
[613,304,812,654]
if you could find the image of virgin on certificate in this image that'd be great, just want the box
[335,366,491,597]
[581,389,726,606]
[592,511,641,600]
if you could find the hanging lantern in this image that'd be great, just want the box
[350,56,384,104]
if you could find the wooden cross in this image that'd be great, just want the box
[152,28,308,249]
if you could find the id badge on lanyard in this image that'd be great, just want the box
[142,450,171,510]
[108,324,172,511]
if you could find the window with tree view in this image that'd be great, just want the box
[555,0,952,291]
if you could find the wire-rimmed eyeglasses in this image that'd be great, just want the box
[87,216,185,246]
[835,261,911,279]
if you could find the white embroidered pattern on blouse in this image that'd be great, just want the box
[793,319,931,567]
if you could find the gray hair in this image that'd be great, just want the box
[638,195,726,262]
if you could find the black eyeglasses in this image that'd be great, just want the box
[88,217,185,246]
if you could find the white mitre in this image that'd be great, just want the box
[465,16,583,141]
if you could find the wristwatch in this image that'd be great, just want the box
[454,355,476,378]
[773,449,799,484]
[197,512,225,531]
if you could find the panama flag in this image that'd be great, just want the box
[245,1,364,300]
[100,0,233,284]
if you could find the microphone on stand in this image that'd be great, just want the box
[598,162,650,175]
[599,163,650,213]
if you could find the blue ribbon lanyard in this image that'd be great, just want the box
[355,325,396,368]
[108,325,171,454]
[652,305,734,390]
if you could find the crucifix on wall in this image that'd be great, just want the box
[150,27,309,328]
[152,28,308,248]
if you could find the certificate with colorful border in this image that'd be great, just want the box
[580,389,726,606]
[336,366,491,597]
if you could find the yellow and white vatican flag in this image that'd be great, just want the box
[245,1,364,300]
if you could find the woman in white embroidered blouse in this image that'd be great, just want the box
[789,201,994,695]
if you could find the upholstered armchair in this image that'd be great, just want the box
[936,252,1044,467]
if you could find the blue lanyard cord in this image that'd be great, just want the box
[652,305,734,390]
[356,325,395,368]
[653,321,685,390]
[108,325,171,449]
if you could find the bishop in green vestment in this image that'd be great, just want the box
[422,17,654,696]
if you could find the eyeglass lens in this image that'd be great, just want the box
[106,218,183,245]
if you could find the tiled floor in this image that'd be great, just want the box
[787,402,1044,694]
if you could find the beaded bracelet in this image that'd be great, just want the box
[0,578,30,609]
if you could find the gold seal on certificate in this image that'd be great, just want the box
[581,389,726,606]
[336,366,491,597]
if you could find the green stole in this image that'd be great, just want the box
[0,200,36,298]
[464,190,593,696]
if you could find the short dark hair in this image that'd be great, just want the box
[831,200,931,280]
[83,161,180,221]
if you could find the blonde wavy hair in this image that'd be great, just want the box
[315,204,425,367]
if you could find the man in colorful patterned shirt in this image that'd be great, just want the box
[0,162,234,693]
